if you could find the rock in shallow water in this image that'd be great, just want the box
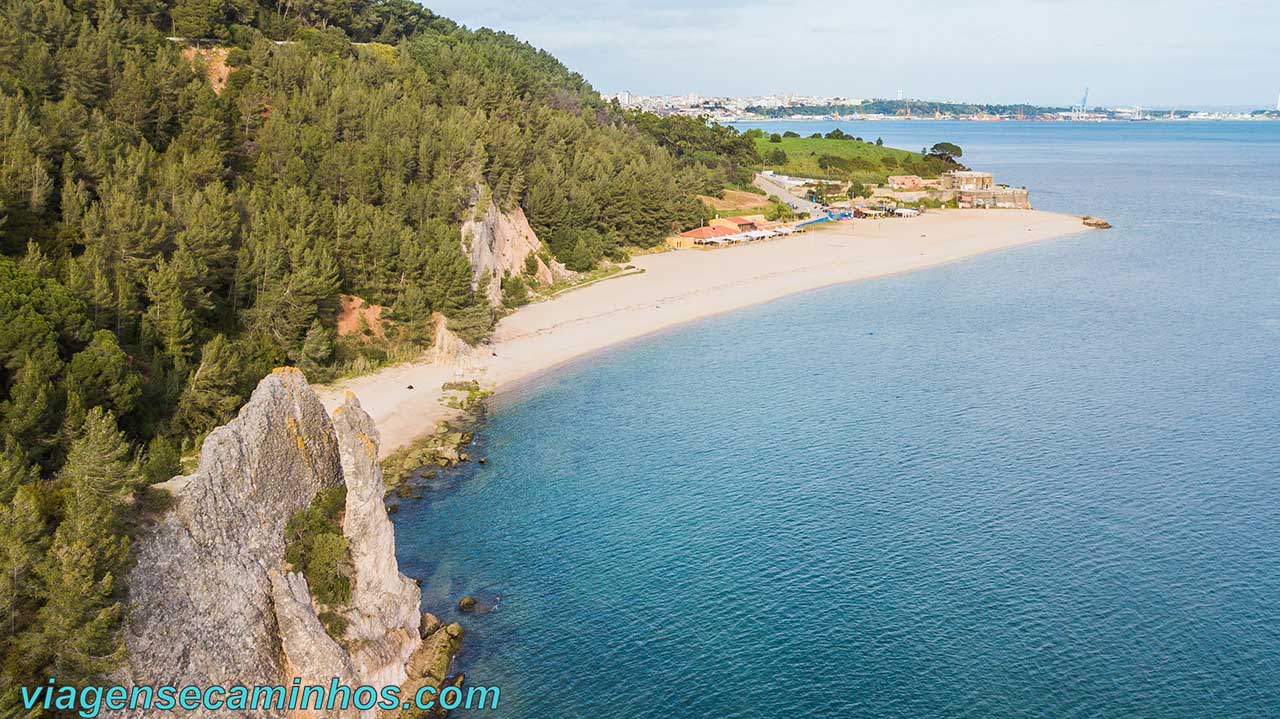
[420,611,442,638]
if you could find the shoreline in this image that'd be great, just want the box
[317,208,1089,453]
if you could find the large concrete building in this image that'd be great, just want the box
[932,170,1030,209]
[940,171,995,191]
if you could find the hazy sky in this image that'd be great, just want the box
[424,0,1279,108]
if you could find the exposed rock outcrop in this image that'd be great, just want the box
[118,368,342,709]
[271,571,360,692]
[425,313,478,370]
[113,369,435,719]
[333,392,421,686]
[1082,216,1112,229]
[461,195,570,306]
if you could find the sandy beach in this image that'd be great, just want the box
[317,208,1087,454]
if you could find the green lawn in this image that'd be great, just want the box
[753,134,944,184]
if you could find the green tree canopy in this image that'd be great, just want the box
[930,142,963,160]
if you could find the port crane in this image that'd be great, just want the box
[1071,87,1089,120]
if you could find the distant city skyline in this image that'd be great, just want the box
[423,0,1279,108]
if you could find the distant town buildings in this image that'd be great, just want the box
[601,90,1279,123]
[603,91,863,123]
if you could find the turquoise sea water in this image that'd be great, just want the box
[393,121,1280,717]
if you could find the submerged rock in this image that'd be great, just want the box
[458,596,477,613]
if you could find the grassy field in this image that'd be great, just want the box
[753,134,943,183]
[697,188,773,215]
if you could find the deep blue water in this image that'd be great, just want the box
[394,121,1280,717]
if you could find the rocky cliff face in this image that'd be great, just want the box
[424,313,480,371]
[461,196,571,306]
[332,393,422,687]
[113,369,425,718]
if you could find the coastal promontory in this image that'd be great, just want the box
[111,369,451,718]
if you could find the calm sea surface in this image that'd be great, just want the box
[393,121,1280,717]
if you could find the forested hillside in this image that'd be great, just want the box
[0,0,755,711]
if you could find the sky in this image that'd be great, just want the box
[422,0,1279,108]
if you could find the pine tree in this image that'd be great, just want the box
[142,259,195,367]
[242,234,342,358]
[174,182,238,299]
[67,330,142,420]
[171,0,220,38]
[23,535,125,689]
[19,240,53,277]
[61,22,109,107]
[425,244,474,314]
[140,435,181,485]
[0,485,47,661]
[0,435,38,504]
[56,408,135,550]
[0,348,61,458]
[173,335,244,437]
[300,318,335,375]
[22,408,134,687]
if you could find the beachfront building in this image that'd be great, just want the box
[759,170,807,189]
[955,187,1031,209]
[709,215,765,233]
[940,171,994,191]
[667,218,800,249]
[668,225,734,249]
[887,175,925,190]
[928,170,1032,209]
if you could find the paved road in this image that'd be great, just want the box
[752,173,822,218]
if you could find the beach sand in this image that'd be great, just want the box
[317,209,1087,454]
